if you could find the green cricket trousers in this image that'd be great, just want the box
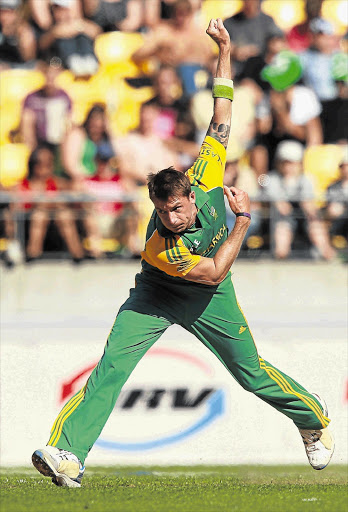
[48,273,330,464]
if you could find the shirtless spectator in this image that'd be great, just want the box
[287,0,323,53]
[39,0,100,76]
[223,0,281,78]
[143,0,202,28]
[21,59,72,153]
[114,101,179,187]
[132,0,213,96]
[263,140,335,260]
[17,144,85,262]
[0,0,36,69]
[82,0,143,32]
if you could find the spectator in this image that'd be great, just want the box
[320,52,348,144]
[223,141,262,245]
[39,0,100,76]
[287,0,323,52]
[0,185,22,267]
[239,32,288,175]
[84,144,140,257]
[256,50,323,175]
[147,65,189,140]
[61,103,114,182]
[240,31,288,93]
[21,59,72,153]
[28,0,82,39]
[61,104,117,258]
[17,144,85,262]
[132,0,213,96]
[326,146,348,245]
[147,65,198,168]
[143,0,202,28]
[300,18,338,102]
[263,140,335,260]
[223,0,281,78]
[114,101,179,186]
[0,0,36,69]
[82,0,143,32]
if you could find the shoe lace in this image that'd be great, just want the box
[57,449,81,465]
[299,429,321,452]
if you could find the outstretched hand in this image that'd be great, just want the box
[224,186,250,216]
[206,18,230,47]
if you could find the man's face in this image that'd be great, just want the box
[152,191,197,233]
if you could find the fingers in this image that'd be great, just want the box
[228,186,243,196]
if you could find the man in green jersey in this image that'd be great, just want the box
[32,19,334,488]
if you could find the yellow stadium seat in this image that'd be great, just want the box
[322,0,347,35]
[200,0,243,27]
[303,145,342,203]
[108,80,154,136]
[56,69,111,124]
[94,32,149,77]
[262,0,305,31]
[0,143,30,187]
[0,106,21,144]
[0,69,45,107]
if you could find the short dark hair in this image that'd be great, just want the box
[147,167,191,201]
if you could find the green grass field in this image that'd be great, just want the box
[1,465,347,512]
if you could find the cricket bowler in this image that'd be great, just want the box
[32,19,334,487]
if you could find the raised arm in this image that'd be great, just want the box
[206,18,232,149]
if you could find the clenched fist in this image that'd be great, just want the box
[206,18,230,48]
[224,186,251,217]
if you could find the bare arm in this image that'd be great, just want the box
[21,108,37,150]
[205,18,232,149]
[184,186,250,285]
[305,117,323,146]
[132,28,162,65]
[17,23,37,61]
[29,0,52,31]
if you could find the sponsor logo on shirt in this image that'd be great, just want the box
[202,224,227,256]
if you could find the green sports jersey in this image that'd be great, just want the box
[141,135,228,284]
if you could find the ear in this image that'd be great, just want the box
[189,191,196,204]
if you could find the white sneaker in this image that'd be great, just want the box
[32,446,85,487]
[298,393,335,470]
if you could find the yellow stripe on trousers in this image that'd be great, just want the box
[259,357,324,420]
[50,389,82,440]
[259,358,329,428]
[48,388,85,446]
[259,358,328,427]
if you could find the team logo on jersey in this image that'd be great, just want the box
[208,206,218,220]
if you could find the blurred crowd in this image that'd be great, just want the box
[0,0,347,266]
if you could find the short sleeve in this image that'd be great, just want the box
[141,231,201,278]
[186,136,226,192]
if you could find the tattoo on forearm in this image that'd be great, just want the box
[207,121,231,149]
